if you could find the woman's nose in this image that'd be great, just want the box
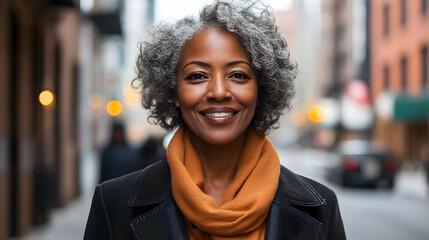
[206,74,232,101]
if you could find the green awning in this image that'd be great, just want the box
[393,92,429,122]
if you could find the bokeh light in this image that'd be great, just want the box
[106,100,122,116]
[88,94,104,109]
[123,86,140,106]
[39,90,54,106]
[308,105,326,123]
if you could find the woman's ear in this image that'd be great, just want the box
[173,97,180,107]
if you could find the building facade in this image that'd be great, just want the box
[0,1,83,238]
[272,0,371,148]
[371,0,429,165]
[0,0,125,238]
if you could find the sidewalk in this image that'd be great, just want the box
[395,167,429,200]
[15,151,99,240]
[17,194,93,240]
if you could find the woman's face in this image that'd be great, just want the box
[175,28,258,146]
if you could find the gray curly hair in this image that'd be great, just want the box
[134,0,297,134]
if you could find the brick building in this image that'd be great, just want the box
[371,0,429,165]
[0,0,123,238]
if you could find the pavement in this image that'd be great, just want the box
[12,151,99,240]
[16,194,93,240]
[394,167,429,200]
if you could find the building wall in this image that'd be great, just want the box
[371,0,429,164]
[12,1,37,235]
[320,0,335,95]
[271,0,371,147]
[372,0,429,96]
[274,7,299,60]
[0,1,11,239]
[55,10,81,205]
[0,0,82,238]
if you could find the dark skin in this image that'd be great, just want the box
[175,28,258,206]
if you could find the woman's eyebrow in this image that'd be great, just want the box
[182,60,252,70]
[182,61,211,70]
[226,60,252,67]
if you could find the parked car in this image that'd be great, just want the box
[331,140,396,189]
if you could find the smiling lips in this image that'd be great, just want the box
[200,107,238,123]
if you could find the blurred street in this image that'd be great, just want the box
[18,148,429,240]
[278,148,429,240]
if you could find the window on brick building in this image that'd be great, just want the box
[384,66,390,91]
[401,0,407,26]
[401,56,408,91]
[423,0,428,15]
[384,5,390,36]
[423,47,428,89]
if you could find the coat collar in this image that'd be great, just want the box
[127,159,171,207]
[276,166,326,207]
[264,166,326,240]
[127,160,189,240]
[127,160,326,239]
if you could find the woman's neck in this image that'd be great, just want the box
[188,131,247,206]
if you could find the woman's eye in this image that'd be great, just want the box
[229,72,250,79]
[185,73,207,80]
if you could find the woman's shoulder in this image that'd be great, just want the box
[277,165,338,205]
[97,159,170,203]
[276,166,346,239]
[84,160,171,239]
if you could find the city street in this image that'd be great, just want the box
[278,148,429,240]
[22,148,429,240]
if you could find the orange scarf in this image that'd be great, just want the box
[166,127,280,240]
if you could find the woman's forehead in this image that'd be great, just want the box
[178,28,251,66]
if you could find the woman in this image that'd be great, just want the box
[84,1,346,239]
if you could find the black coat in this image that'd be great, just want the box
[84,159,346,240]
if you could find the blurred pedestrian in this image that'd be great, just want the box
[138,135,166,169]
[32,156,54,225]
[85,1,345,239]
[99,121,139,183]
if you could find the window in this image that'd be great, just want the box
[423,47,428,89]
[384,66,390,90]
[401,0,407,26]
[423,0,428,15]
[384,5,390,36]
[401,57,408,91]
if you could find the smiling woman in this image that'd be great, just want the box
[136,1,296,134]
[84,1,346,239]
[175,28,258,147]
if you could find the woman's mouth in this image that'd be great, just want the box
[204,112,234,117]
[200,108,238,123]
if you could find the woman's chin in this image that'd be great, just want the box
[193,129,247,147]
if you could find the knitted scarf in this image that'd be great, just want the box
[166,127,280,239]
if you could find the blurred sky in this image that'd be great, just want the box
[155,0,293,23]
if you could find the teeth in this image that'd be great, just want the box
[205,112,233,117]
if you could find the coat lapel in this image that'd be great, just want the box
[127,160,189,240]
[265,167,326,240]
[129,196,189,240]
